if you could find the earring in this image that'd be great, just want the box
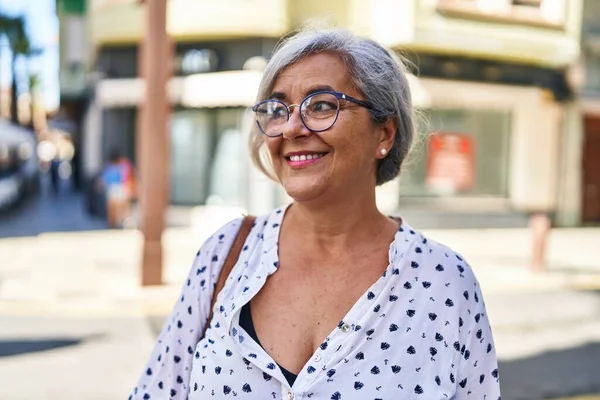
[380,148,387,156]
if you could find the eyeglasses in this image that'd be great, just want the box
[251,91,373,137]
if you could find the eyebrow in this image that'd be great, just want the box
[268,85,336,101]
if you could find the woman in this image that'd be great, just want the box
[130,29,501,399]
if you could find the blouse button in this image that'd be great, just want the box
[341,323,351,333]
[313,353,322,362]
[287,390,294,399]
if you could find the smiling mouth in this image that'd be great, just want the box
[285,153,327,162]
[284,152,328,168]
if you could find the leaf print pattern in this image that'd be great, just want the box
[129,205,501,400]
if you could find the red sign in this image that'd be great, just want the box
[426,132,475,194]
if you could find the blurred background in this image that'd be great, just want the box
[0,0,599,398]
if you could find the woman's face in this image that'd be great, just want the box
[264,53,394,203]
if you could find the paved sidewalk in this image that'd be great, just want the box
[2,222,599,312]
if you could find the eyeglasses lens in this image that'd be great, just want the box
[255,93,340,136]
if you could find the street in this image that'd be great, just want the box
[1,189,600,399]
[1,0,600,398]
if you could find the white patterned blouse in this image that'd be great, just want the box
[130,204,501,400]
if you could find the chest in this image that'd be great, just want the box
[190,313,459,399]
[253,246,390,346]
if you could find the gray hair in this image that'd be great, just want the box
[249,28,415,186]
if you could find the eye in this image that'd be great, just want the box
[311,101,336,113]
[304,93,339,116]
[264,102,287,119]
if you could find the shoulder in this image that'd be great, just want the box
[188,207,285,304]
[404,228,491,330]
[393,224,481,298]
[194,206,286,262]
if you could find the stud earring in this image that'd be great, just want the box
[380,148,387,156]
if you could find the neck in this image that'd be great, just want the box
[285,186,394,250]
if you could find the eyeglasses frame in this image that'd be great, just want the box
[251,90,374,137]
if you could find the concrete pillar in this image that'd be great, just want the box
[137,0,172,286]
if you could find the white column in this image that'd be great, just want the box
[82,100,103,178]
[555,101,584,226]
[508,90,561,213]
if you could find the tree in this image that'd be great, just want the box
[28,73,41,130]
[0,14,35,125]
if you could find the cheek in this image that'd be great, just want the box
[264,137,283,169]
[264,137,280,157]
[335,126,377,164]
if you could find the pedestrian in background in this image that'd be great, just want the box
[98,149,127,228]
[118,153,136,227]
[49,155,61,195]
[130,28,501,399]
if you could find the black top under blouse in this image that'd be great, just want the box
[239,301,298,387]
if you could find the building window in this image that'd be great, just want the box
[436,0,566,28]
[399,108,511,198]
[170,110,215,205]
[169,108,248,207]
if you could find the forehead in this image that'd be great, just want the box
[271,53,353,96]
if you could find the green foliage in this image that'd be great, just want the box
[0,13,33,124]
[61,0,86,15]
[0,14,31,57]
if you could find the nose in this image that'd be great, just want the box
[282,104,311,140]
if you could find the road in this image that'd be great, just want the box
[0,175,106,238]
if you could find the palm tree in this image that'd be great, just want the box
[28,73,41,130]
[0,14,34,125]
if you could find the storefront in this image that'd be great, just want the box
[85,42,571,222]
[381,53,570,221]
[85,38,276,208]
[399,108,511,199]
[169,107,248,206]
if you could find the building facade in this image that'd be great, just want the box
[373,0,582,227]
[56,0,91,191]
[80,0,585,226]
[83,0,287,215]
[577,0,600,225]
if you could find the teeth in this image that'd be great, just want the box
[289,153,324,162]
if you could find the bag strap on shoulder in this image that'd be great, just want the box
[202,215,256,339]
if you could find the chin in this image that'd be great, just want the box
[281,176,328,203]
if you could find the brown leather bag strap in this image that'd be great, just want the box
[202,215,256,339]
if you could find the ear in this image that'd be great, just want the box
[376,117,397,159]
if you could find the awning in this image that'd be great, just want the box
[96,78,147,108]
[96,70,262,109]
[178,70,262,108]
[96,70,429,109]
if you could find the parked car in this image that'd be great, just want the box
[0,119,39,212]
